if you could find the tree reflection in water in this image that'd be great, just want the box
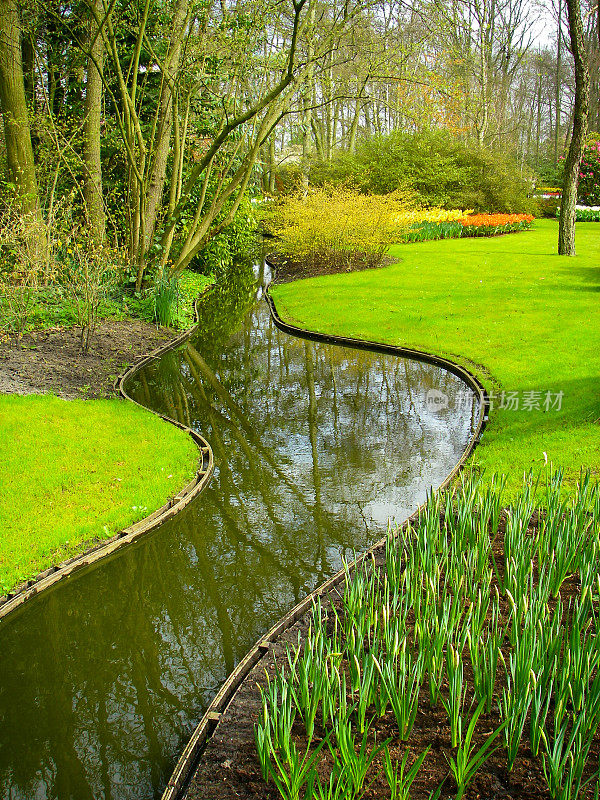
[0,261,478,800]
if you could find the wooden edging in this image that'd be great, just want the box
[160,285,490,800]
[0,288,215,622]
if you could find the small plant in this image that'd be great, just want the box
[329,716,389,798]
[352,652,379,734]
[257,663,297,762]
[468,599,502,714]
[152,265,180,327]
[446,698,506,800]
[265,736,328,800]
[441,643,465,749]
[0,208,48,342]
[0,276,38,344]
[530,673,554,758]
[383,745,430,800]
[314,771,351,800]
[59,233,117,352]
[541,713,597,800]
[373,642,423,741]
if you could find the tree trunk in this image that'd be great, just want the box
[0,0,40,215]
[83,0,105,245]
[348,90,363,153]
[268,136,276,194]
[142,0,190,261]
[554,0,562,164]
[535,65,542,171]
[21,32,34,107]
[558,0,589,255]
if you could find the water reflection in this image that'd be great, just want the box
[0,261,478,800]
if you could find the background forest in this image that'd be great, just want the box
[0,0,599,336]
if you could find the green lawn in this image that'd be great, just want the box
[0,394,198,595]
[271,219,600,496]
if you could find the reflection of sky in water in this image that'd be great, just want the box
[0,276,479,800]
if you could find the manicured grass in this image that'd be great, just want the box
[0,394,198,594]
[271,219,600,496]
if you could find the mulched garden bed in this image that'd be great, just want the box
[184,511,598,800]
[0,319,174,399]
[268,253,397,283]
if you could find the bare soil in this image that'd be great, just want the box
[269,253,397,283]
[184,517,599,800]
[0,319,174,399]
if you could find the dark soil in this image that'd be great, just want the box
[0,319,174,399]
[184,516,599,800]
[269,252,397,283]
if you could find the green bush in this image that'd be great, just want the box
[578,139,600,206]
[303,131,535,214]
[537,195,561,218]
[136,269,213,329]
[193,196,257,278]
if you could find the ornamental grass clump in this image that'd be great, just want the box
[255,470,600,800]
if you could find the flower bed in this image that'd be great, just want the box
[254,472,600,799]
[402,212,534,243]
[574,207,600,222]
[556,206,600,222]
[460,213,534,237]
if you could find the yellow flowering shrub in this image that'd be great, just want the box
[270,187,415,273]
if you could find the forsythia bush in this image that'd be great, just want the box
[271,187,414,272]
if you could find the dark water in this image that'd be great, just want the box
[0,262,479,800]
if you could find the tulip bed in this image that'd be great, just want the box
[403,213,534,243]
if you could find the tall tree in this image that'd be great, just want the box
[0,0,40,214]
[558,0,589,255]
[83,0,105,245]
[554,0,563,163]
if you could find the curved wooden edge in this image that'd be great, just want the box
[0,287,216,623]
[160,286,490,800]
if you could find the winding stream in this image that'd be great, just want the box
[0,260,479,800]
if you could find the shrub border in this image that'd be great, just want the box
[160,283,490,800]
[0,291,215,622]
